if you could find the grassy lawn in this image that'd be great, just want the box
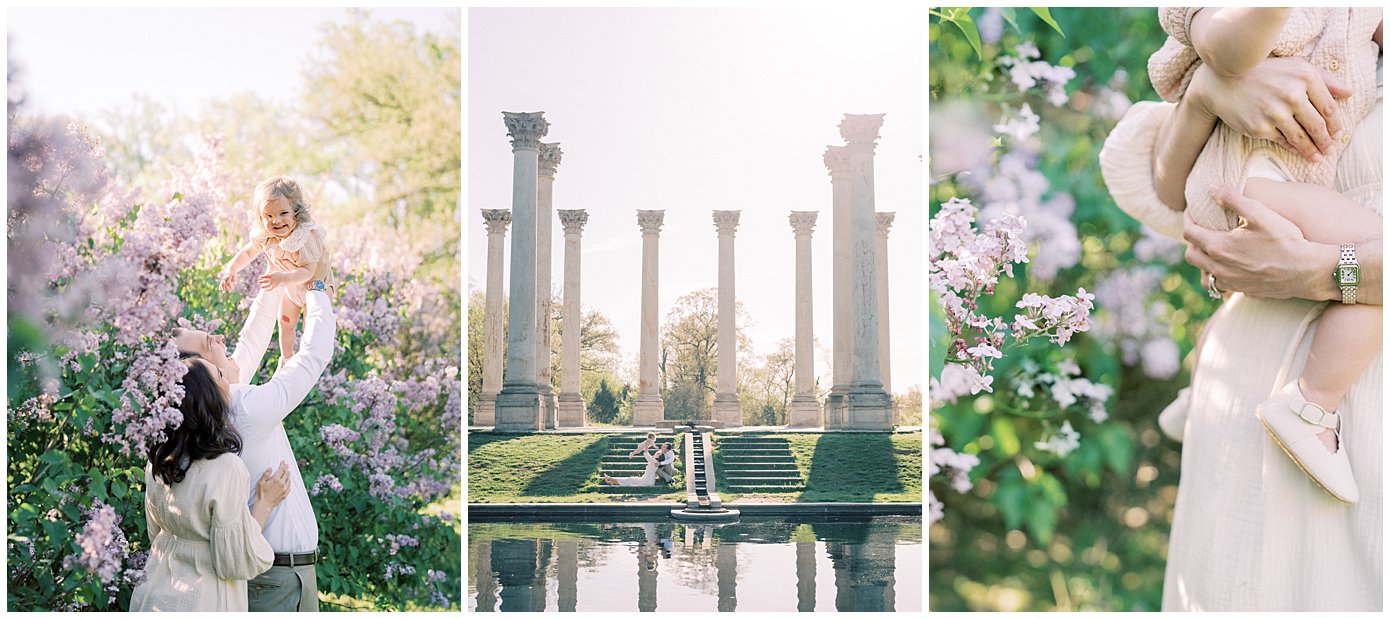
[468,431,922,504]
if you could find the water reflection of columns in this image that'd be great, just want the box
[473,539,497,611]
[716,542,737,611]
[493,538,550,612]
[796,540,816,611]
[829,535,896,611]
[557,540,578,612]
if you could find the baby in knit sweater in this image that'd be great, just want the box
[1153,8,1382,503]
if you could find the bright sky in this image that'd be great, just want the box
[467,7,923,393]
[7,8,458,119]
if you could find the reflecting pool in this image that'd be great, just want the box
[468,516,921,612]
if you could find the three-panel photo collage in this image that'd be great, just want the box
[5,5,1382,614]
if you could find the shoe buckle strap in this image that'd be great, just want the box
[1294,400,1340,432]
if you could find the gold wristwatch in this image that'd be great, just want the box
[1335,243,1360,304]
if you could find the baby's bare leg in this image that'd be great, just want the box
[278,293,304,361]
[1245,178,1382,450]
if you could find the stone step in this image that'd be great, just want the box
[723,470,801,478]
[723,475,802,483]
[597,485,679,494]
[723,485,805,493]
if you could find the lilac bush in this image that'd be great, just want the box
[8,113,459,610]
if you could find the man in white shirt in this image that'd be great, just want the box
[173,285,335,612]
[655,443,678,484]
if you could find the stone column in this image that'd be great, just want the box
[840,113,893,430]
[557,540,578,612]
[712,210,742,428]
[788,211,822,427]
[536,142,563,429]
[478,209,511,427]
[633,210,666,425]
[557,209,588,427]
[823,145,852,429]
[796,540,817,611]
[875,212,895,424]
[496,111,549,432]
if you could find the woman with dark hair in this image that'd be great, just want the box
[131,358,293,612]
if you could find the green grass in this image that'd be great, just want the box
[469,431,922,504]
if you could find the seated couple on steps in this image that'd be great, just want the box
[604,433,678,486]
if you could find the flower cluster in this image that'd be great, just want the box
[1034,420,1081,457]
[62,502,127,585]
[928,423,979,524]
[1092,266,1181,380]
[1012,357,1113,423]
[998,42,1076,106]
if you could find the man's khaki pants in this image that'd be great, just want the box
[249,564,318,612]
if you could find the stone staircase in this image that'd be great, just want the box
[597,433,682,493]
[713,435,805,493]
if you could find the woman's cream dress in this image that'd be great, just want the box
[613,452,660,487]
[130,453,274,612]
[1099,64,1383,612]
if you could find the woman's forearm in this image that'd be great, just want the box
[251,502,272,530]
[1153,94,1218,210]
[1191,8,1291,77]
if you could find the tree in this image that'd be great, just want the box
[301,10,461,280]
[739,338,797,426]
[897,384,923,426]
[658,288,750,419]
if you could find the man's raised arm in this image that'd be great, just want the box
[231,287,286,384]
[238,290,337,428]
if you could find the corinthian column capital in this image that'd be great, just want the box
[789,211,818,236]
[558,209,588,234]
[637,210,665,235]
[839,113,885,153]
[823,145,850,179]
[482,209,512,234]
[875,212,896,237]
[538,142,564,176]
[712,210,741,236]
[503,111,549,149]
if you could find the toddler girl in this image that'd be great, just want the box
[1151,8,1382,503]
[220,176,333,362]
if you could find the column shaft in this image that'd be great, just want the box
[824,146,852,428]
[557,209,588,427]
[536,143,562,429]
[633,210,665,425]
[789,211,821,427]
[479,210,510,426]
[875,212,895,422]
[713,210,742,427]
[840,114,893,430]
[496,111,549,432]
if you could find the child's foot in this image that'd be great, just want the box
[1254,380,1357,503]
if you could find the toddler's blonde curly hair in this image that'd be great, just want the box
[253,175,312,231]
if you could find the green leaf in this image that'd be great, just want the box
[1030,7,1065,36]
[993,468,1027,530]
[1000,7,1020,31]
[950,14,984,60]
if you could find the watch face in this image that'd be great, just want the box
[1338,265,1360,285]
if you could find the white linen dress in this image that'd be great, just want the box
[613,452,660,487]
[1098,61,1383,611]
[130,453,274,612]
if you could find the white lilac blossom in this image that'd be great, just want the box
[1011,355,1114,423]
[928,421,979,524]
[997,43,1075,106]
[1034,420,1081,456]
[977,7,1004,44]
[994,103,1041,143]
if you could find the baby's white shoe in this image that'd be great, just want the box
[1255,380,1357,503]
